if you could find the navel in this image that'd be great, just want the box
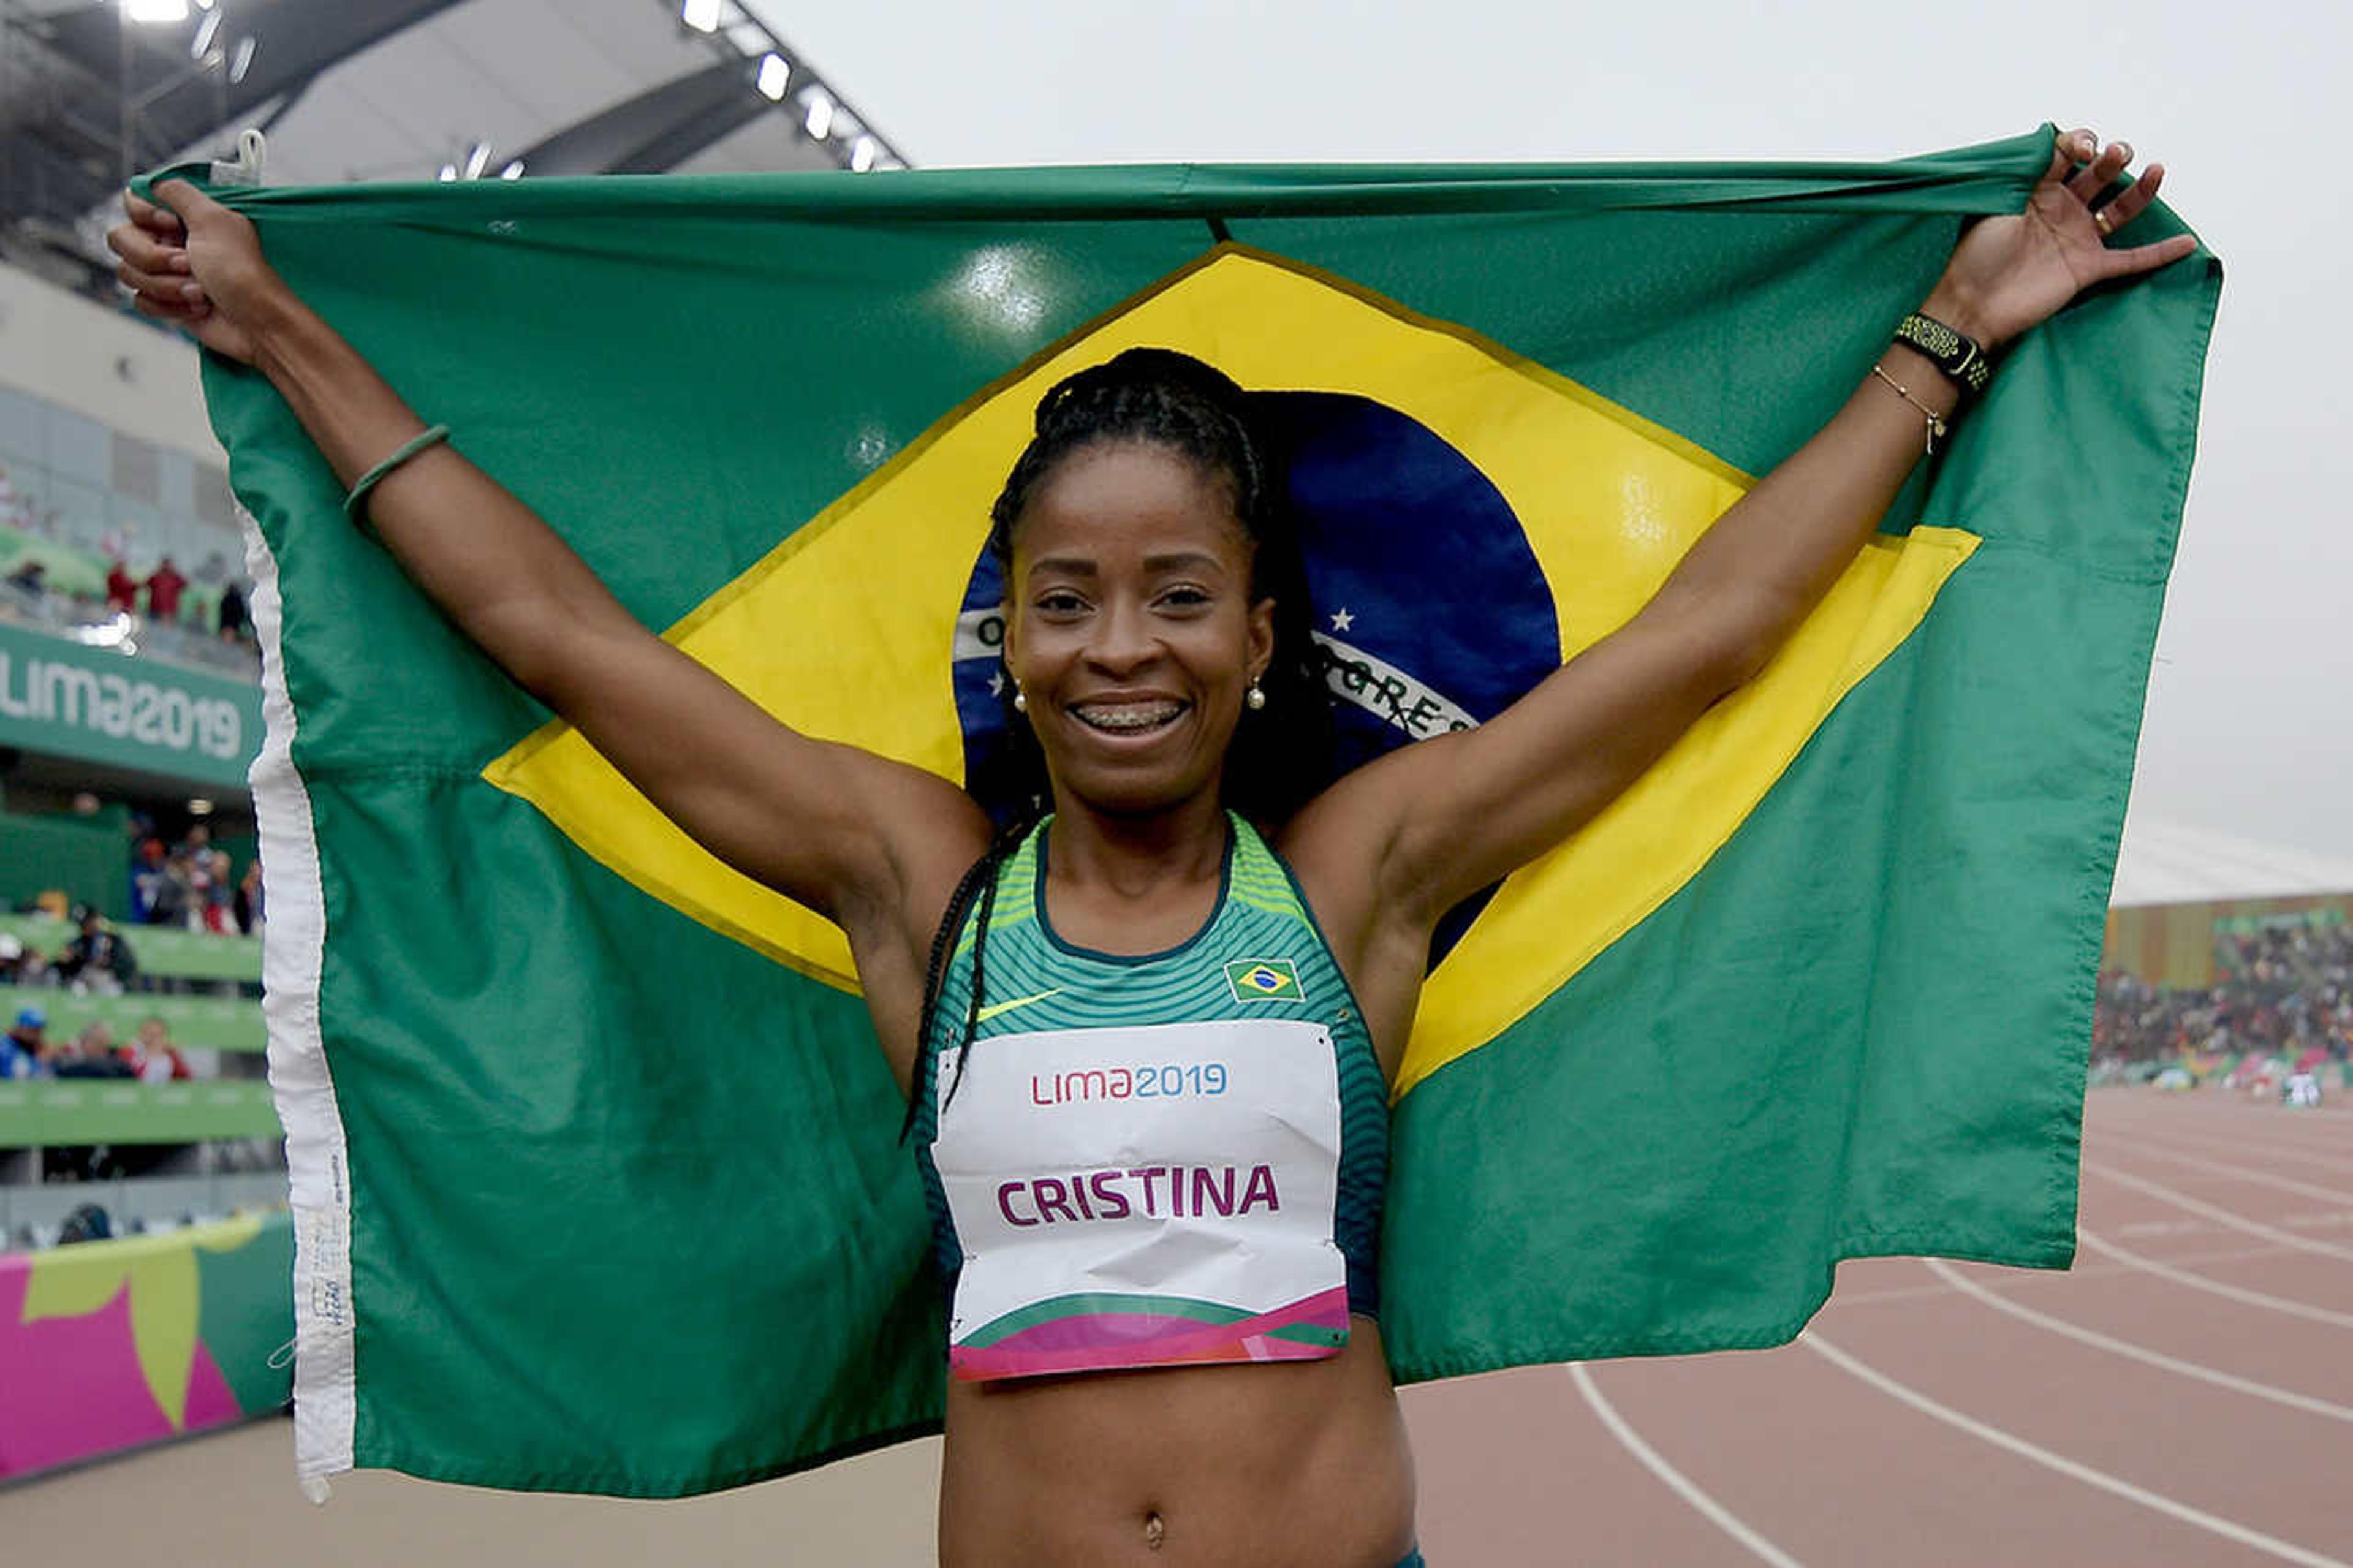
[1143,1508,1167,1551]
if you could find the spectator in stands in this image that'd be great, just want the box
[131,836,165,921]
[145,555,188,621]
[0,933,51,987]
[163,847,199,928]
[105,557,139,614]
[201,849,236,933]
[55,909,136,993]
[235,857,265,933]
[129,1017,192,1082]
[4,557,45,596]
[131,837,186,926]
[2,1007,48,1078]
[218,577,249,640]
[56,1203,113,1244]
[58,1021,134,1078]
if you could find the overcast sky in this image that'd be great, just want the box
[766,0,2349,863]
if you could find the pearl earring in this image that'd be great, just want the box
[1246,681,1267,711]
[1012,684,1028,714]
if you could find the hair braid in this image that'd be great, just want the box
[900,813,1032,1143]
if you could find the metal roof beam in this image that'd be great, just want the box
[7,0,464,224]
[511,58,768,178]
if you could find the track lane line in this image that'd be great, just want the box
[2118,1126,2353,1177]
[1834,1240,2299,1309]
[2106,1143,2353,1205]
[2075,1227,2353,1330]
[2083,1161,2353,1263]
[1565,1364,1805,1568]
[1923,1259,2353,1422]
[1800,1333,2350,1568]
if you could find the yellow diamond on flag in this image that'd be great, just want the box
[483,245,1976,1098]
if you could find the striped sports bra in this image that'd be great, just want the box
[910,813,1389,1382]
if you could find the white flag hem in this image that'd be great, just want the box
[241,509,357,1482]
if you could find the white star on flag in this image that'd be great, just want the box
[1329,608,1355,632]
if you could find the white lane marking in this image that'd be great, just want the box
[1566,1363,1805,1568]
[1840,1238,2353,1310]
[2083,1161,2353,1263]
[2122,1126,2353,1177]
[2111,1143,2353,1206]
[1923,1259,2353,1423]
[1802,1333,2350,1568]
[2077,1227,2353,1331]
[2116,1218,2210,1240]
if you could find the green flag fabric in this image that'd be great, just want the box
[170,126,2216,1496]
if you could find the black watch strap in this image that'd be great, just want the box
[1893,312,1993,397]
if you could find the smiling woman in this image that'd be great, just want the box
[105,126,2198,1563]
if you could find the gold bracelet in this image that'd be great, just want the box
[1870,363,1950,456]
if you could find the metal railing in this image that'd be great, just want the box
[0,579,259,681]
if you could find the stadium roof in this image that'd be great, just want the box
[0,0,906,291]
[2111,807,2353,908]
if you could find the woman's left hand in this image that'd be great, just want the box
[1922,127,2200,349]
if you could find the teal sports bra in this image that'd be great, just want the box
[911,814,1389,1381]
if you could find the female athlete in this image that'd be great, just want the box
[110,127,2191,1566]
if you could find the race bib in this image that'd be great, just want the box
[931,1017,1347,1381]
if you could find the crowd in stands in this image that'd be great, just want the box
[2,1006,191,1083]
[129,819,263,934]
[1,512,259,680]
[4,811,261,1083]
[2094,916,2353,1064]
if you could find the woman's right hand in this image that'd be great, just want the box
[106,181,281,366]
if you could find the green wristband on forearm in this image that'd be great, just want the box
[344,425,452,528]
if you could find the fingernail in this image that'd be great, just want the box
[170,254,191,273]
[180,281,203,301]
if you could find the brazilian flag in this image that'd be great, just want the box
[169,126,2216,1496]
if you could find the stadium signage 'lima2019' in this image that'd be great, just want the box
[0,621,260,787]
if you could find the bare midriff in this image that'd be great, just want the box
[937,1318,1415,1566]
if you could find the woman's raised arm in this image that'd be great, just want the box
[108,181,990,953]
[1288,129,2199,953]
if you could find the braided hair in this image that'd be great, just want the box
[907,347,1335,1130]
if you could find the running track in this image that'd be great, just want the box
[11,1087,2350,1564]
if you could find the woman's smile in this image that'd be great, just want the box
[1067,694,1191,735]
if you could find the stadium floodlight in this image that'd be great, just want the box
[227,35,256,83]
[464,141,491,180]
[851,136,877,173]
[681,0,721,31]
[756,53,789,101]
[500,160,526,180]
[191,9,222,56]
[123,0,190,23]
[801,89,833,142]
